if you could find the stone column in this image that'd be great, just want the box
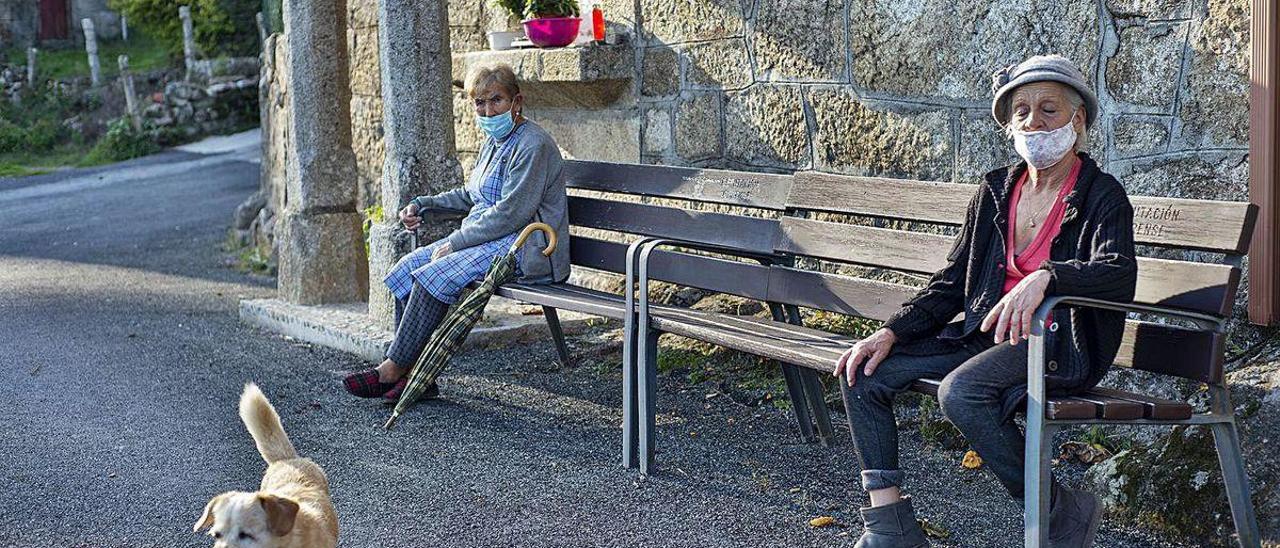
[82,19,100,86]
[179,6,196,82]
[26,48,36,85]
[367,0,461,325]
[118,55,141,131]
[276,0,368,305]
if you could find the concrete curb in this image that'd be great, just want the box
[239,296,601,363]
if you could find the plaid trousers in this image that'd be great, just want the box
[383,235,519,305]
[386,281,450,367]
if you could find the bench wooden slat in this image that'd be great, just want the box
[570,237,772,302]
[1084,387,1193,420]
[1115,321,1225,383]
[563,160,793,210]
[788,171,1257,254]
[641,303,1209,421]
[778,217,1240,316]
[568,196,780,255]
[766,266,915,321]
[495,283,627,320]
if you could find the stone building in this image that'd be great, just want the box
[253,0,1264,322]
[0,0,120,48]
[319,0,1254,314]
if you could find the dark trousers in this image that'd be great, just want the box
[841,338,1032,498]
[385,281,450,369]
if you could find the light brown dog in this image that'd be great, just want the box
[194,383,338,548]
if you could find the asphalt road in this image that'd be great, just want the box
[0,134,1195,547]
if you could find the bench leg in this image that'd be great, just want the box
[542,306,573,368]
[637,328,660,475]
[622,311,638,470]
[1024,422,1059,548]
[784,304,835,444]
[778,363,817,443]
[798,369,833,445]
[1211,420,1262,547]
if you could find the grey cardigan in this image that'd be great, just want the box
[411,120,571,285]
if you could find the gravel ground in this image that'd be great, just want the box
[0,140,1200,547]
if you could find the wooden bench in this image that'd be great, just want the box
[430,159,1259,546]
[618,167,1261,547]
[440,160,838,463]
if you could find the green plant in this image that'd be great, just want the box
[522,0,578,18]
[492,0,526,21]
[1075,425,1134,454]
[82,117,160,165]
[107,0,260,59]
[360,204,384,257]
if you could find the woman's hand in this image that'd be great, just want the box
[431,242,452,261]
[981,269,1052,345]
[399,203,422,231]
[834,328,897,387]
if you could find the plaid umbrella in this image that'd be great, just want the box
[384,222,557,429]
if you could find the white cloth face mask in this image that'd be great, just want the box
[1009,109,1079,169]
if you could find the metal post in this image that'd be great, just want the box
[1024,318,1052,547]
[82,19,101,87]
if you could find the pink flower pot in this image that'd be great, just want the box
[522,17,582,48]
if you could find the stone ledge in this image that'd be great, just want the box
[451,44,634,108]
[239,295,601,364]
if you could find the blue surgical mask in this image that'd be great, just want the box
[477,110,516,140]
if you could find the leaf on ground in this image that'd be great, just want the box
[962,450,983,469]
[809,516,836,528]
[918,518,951,538]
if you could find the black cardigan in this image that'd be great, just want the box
[883,153,1138,421]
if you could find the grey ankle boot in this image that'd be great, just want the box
[854,496,930,548]
[1047,486,1103,548]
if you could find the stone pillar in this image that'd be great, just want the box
[367,0,461,325]
[26,48,36,85]
[179,6,196,82]
[118,55,141,131]
[277,0,368,305]
[82,19,100,87]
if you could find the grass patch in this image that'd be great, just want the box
[3,32,173,81]
[223,229,274,275]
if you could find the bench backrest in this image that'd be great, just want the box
[559,160,789,303]
[774,171,1258,383]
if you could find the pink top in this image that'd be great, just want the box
[1003,158,1081,295]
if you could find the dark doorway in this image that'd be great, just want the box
[38,0,69,41]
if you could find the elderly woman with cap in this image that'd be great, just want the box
[342,63,571,402]
[833,55,1137,547]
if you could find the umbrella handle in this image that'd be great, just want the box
[511,222,556,257]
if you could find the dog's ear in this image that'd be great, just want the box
[257,494,300,537]
[194,493,230,532]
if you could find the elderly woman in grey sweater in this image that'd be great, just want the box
[343,63,570,401]
[834,55,1137,548]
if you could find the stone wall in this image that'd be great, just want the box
[0,0,37,47]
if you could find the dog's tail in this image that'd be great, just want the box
[239,383,298,464]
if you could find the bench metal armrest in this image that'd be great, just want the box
[1025,295,1227,418]
[626,237,775,322]
[405,209,469,249]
